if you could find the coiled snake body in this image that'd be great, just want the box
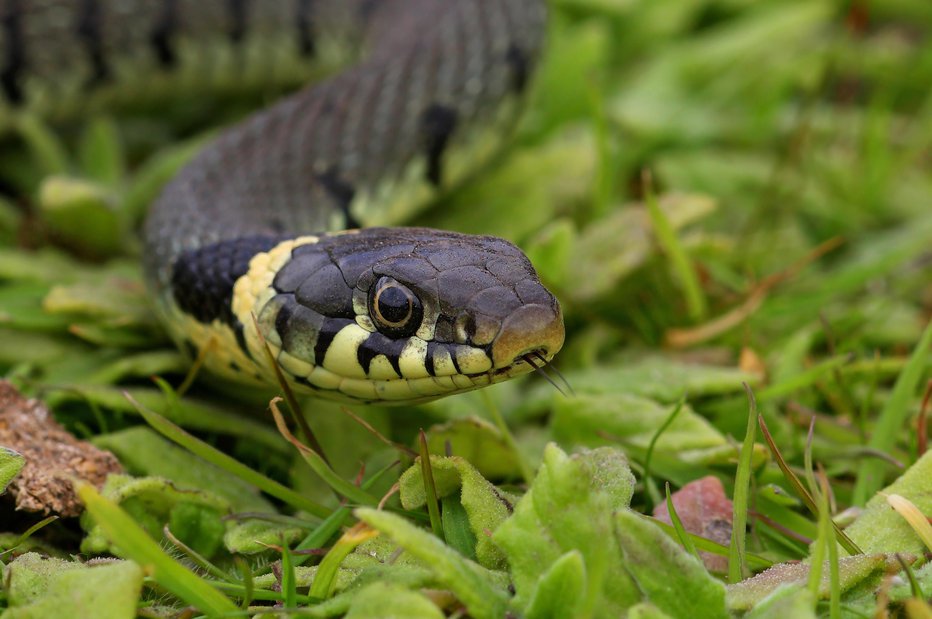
[2,0,564,403]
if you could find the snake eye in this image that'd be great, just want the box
[369,276,422,337]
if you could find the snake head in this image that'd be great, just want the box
[246,227,563,403]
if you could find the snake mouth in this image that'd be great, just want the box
[489,304,565,370]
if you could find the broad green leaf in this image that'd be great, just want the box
[726,555,895,611]
[552,393,727,456]
[76,481,237,615]
[493,444,639,615]
[846,450,932,555]
[3,553,142,619]
[524,551,587,619]
[744,584,816,619]
[615,510,728,618]
[38,176,125,256]
[344,582,443,619]
[356,508,510,619]
[92,427,274,513]
[80,473,230,555]
[424,417,520,480]
[399,455,517,568]
[0,446,25,493]
[525,356,761,409]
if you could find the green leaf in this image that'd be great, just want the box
[492,444,639,616]
[440,496,478,562]
[92,427,274,513]
[79,473,230,555]
[355,508,509,619]
[424,417,520,479]
[615,510,728,619]
[565,194,716,302]
[526,355,761,406]
[524,551,587,619]
[846,450,932,555]
[3,553,143,619]
[399,454,516,569]
[551,393,727,458]
[38,176,125,256]
[76,481,237,615]
[726,555,895,611]
[343,582,444,619]
[168,501,226,558]
[77,116,125,184]
[744,584,816,619]
[0,446,25,493]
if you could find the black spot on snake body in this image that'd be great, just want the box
[314,317,354,366]
[296,0,316,57]
[420,104,458,187]
[425,342,447,376]
[505,44,530,94]
[226,0,248,44]
[76,0,111,86]
[151,0,178,69]
[316,166,360,228]
[234,322,253,360]
[357,332,406,377]
[281,302,325,357]
[0,0,25,104]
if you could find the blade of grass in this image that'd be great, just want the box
[644,396,686,508]
[281,539,297,609]
[234,556,254,610]
[895,554,925,601]
[269,397,379,507]
[644,168,707,322]
[647,516,772,570]
[665,482,700,562]
[728,383,758,583]
[127,392,332,518]
[807,477,829,603]
[820,472,841,619]
[309,522,378,600]
[917,380,931,457]
[293,458,400,567]
[758,412,861,555]
[854,320,932,504]
[75,480,238,615]
[0,516,58,559]
[419,430,444,540]
[162,525,236,584]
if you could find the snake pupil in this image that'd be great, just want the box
[370,277,422,336]
[378,286,411,324]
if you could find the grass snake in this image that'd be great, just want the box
[1,0,564,403]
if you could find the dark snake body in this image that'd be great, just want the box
[1,0,564,403]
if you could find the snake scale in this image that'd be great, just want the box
[1,0,564,404]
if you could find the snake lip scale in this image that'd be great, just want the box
[2,0,563,404]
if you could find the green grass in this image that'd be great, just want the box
[1,0,931,616]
